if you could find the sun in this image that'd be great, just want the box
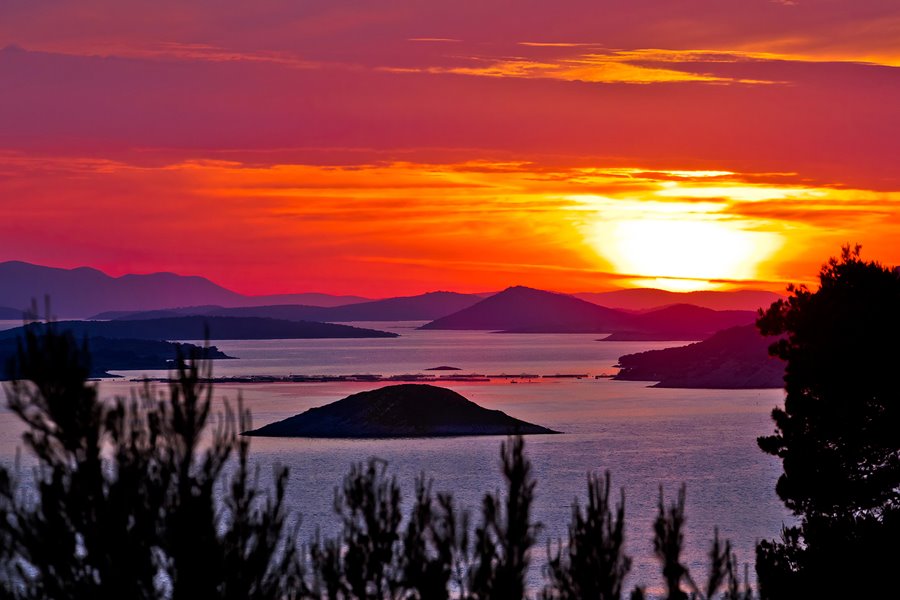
[578,198,782,291]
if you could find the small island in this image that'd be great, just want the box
[425,365,462,371]
[0,336,232,379]
[243,383,560,437]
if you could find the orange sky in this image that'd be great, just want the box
[1,1,898,296]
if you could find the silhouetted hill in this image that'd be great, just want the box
[603,304,755,340]
[247,292,370,307]
[0,336,231,379]
[576,288,783,312]
[0,317,397,342]
[93,292,482,323]
[614,325,785,388]
[1,260,372,318]
[91,306,226,320]
[309,291,481,321]
[421,286,632,332]
[244,384,559,437]
[421,287,755,339]
[0,261,245,317]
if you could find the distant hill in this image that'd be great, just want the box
[0,260,371,318]
[0,261,246,318]
[244,384,559,437]
[614,325,785,388]
[91,291,481,323]
[0,336,231,379]
[245,292,370,307]
[602,304,756,340]
[91,306,226,320]
[421,286,632,332]
[421,286,756,339]
[0,317,398,342]
[204,291,481,322]
[576,288,783,312]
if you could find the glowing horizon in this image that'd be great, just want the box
[1,1,898,295]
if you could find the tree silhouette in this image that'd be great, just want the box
[0,317,752,599]
[0,322,300,599]
[542,471,630,600]
[756,245,900,598]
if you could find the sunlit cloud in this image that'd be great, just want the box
[402,49,782,85]
[2,152,897,294]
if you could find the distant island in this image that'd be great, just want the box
[243,384,560,437]
[614,325,785,389]
[575,288,783,312]
[425,365,462,371]
[0,336,232,379]
[421,286,634,332]
[0,316,397,342]
[93,291,482,323]
[421,286,755,340]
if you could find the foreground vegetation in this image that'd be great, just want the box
[1,246,898,598]
[0,324,751,599]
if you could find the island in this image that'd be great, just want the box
[0,336,232,379]
[614,325,785,389]
[0,316,398,342]
[243,383,560,437]
[421,286,754,340]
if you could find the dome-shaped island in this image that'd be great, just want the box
[243,384,560,438]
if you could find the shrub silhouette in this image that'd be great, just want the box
[0,319,752,599]
[0,322,300,599]
[542,471,630,600]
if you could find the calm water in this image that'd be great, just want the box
[0,322,791,595]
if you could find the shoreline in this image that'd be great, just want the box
[127,372,605,384]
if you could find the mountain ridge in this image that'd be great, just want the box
[0,261,371,318]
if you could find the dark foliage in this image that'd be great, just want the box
[756,245,900,598]
[0,322,300,599]
[542,471,630,600]
[0,320,754,599]
[649,487,752,600]
[653,486,690,600]
[467,436,538,600]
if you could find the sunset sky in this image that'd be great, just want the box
[1,0,898,296]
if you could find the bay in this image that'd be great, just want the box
[0,322,791,595]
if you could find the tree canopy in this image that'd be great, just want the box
[756,245,900,598]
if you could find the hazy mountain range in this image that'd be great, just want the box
[92,292,482,323]
[0,261,369,318]
[1,260,780,323]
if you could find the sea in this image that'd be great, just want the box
[0,320,791,596]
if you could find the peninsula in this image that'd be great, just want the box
[0,316,398,341]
